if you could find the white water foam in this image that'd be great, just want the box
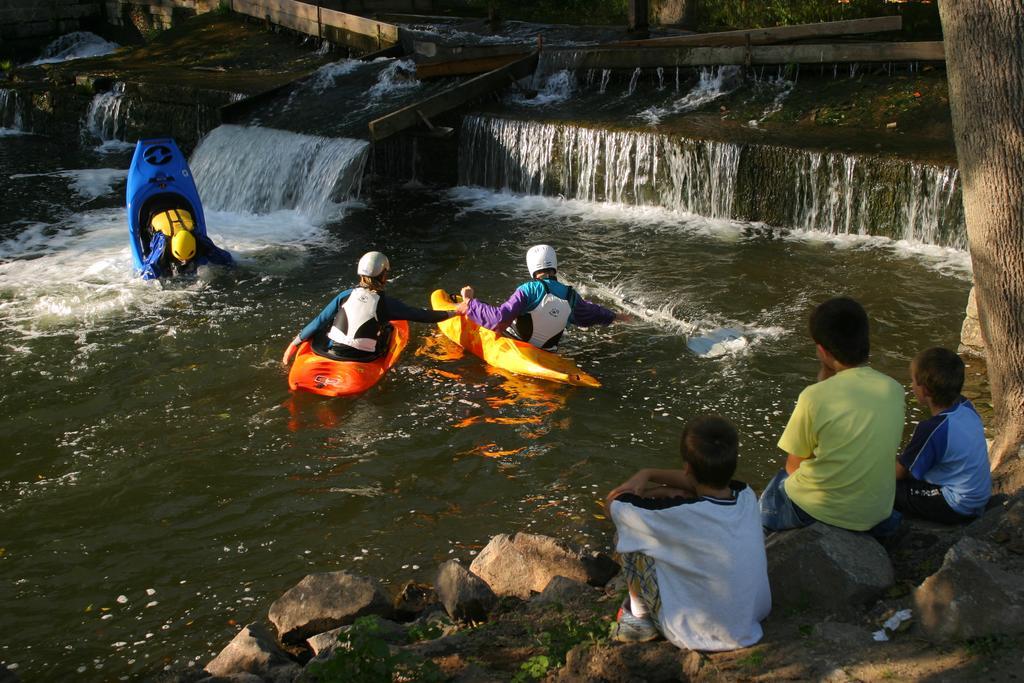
[189,125,369,222]
[514,70,575,107]
[368,59,421,99]
[306,59,361,95]
[0,205,336,335]
[567,276,786,358]
[1,88,25,132]
[636,66,741,125]
[9,169,128,200]
[30,32,119,65]
[449,186,972,285]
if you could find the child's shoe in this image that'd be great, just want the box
[612,599,660,643]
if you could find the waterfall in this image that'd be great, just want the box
[83,83,131,143]
[0,88,25,131]
[459,115,742,219]
[189,124,369,222]
[459,115,965,248]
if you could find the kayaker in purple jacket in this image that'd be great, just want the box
[455,244,625,351]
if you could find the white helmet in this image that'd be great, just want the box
[526,244,557,277]
[357,251,390,277]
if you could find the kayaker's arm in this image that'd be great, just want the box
[465,288,530,331]
[381,295,455,324]
[197,234,233,266]
[570,296,616,327]
[297,290,351,342]
[140,233,167,280]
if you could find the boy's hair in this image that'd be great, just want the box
[809,297,870,366]
[913,347,965,407]
[680,415,738,488]
[359,274,386,292]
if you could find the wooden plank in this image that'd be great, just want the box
[413,41,534,61]
[320,7,399,44]
[369,52,539,141]
[232,0,400,46]
[610,15,903,49]
[548,41,945,70]
[416,52,530,80]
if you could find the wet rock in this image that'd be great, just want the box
[306,616,408,657]
[392,580,439,621]
[0,663,21,683]
[532,575,596,605]
[268,571,392,645]
[404,631,470,659]
[204,622,299,682]
[914,535,1024,640]
[766,523,894,611]
[556,641,701,682]
[469,533,619,600]
[198,674,265,683]
[435,559,497,622]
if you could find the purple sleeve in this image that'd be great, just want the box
[571,296,615,327]
[466,289,530,331]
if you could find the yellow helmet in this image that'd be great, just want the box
[171,230,197,263]
[151,208,195,237]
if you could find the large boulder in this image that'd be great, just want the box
[204,622,300,682]
[469,533,619,600]
[268,571,392,644]
[435,560,497,622]
[914,535,1024,640]
[766,523,894,611]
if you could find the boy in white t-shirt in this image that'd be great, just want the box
[605,416,771,651]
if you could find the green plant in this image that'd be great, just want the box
[964,634,1010,659]
[304,616,445,683]
[512,616,608,681]
[407,620,444,643]
[0,59,12,73]
[735,648,765,669]
[214,0,233,16]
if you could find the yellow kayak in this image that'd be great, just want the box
[430,289,600,388]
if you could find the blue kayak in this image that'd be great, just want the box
[126,138,231,279]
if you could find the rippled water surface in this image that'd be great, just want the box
[0,130,971,679]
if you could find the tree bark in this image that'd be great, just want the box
[939,0,1024,483]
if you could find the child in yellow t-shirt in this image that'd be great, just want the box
[759,297,905,532]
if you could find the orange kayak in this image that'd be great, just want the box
[288,321,410,397]
[431,289,600,388]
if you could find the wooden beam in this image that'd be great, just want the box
[610,15,903,49]
[416,52,531,80]
[369,52,539,142]
[412,41,534,61]
[231,0,400,48]
[547,41,945,70]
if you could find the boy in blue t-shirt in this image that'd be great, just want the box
[896,347,991,523]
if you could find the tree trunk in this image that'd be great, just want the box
[939,0,1024,484]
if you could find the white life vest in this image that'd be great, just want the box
[328,288,381,352]
[509,279,572,350]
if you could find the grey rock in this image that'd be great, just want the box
[914,535,1024,640]
[404,631,469,658]
[435,559,497,622]
[204,622,299,681]
[812,621,873,647]
[959,287,985,358]
[766,523,894,611]
[268,571,392,644]
[532,575,595,605]
[393,580,438,621]
[469,533,620,600]
[197,674,265,683]
[306,616,408,657]
[556,641,700,682]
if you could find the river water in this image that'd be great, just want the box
[0,118,972,679]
